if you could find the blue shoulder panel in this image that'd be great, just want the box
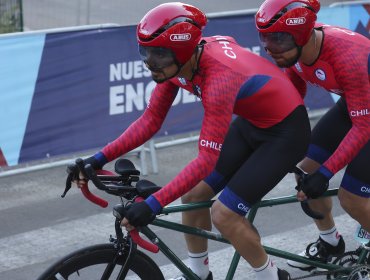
[236,75,271,100]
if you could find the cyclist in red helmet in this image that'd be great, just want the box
[256,0,370,270]
[72,2,312,279]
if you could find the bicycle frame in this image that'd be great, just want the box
[64,160,369,280]
[137,188,369,280]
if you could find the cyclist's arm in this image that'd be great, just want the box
[319,62,370,177]
[96,83,179,164]
[285,67,307,99]
[147,79,235,212]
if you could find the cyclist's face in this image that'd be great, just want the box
[265,47,300,68]
[139,45,179,83]
[147,63,179,83]
[259,32,299,68]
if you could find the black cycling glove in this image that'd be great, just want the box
[67,155,105,180]
[301,170,330,199]
[125,201,156,227]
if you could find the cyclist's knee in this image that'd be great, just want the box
[338,190,368,218]
[211,201,232,232]
[182,190,199,203]
[211,201,244,234]
[308,196,333,213]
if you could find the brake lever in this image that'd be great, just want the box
[85,164,108,190]
[61,172,73,198]
[62,163,80,198]
[75,158,89,178]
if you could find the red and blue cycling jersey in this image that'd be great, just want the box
[97,35,303,212]
[285,24,370,178]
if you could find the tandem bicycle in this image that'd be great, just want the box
[37,158,370,280]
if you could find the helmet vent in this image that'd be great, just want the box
[142,17,199,42]
[261,2,313,29]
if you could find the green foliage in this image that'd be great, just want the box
[0,0,22,34]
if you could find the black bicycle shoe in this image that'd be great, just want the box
[278,268,291,280]
[168,271,213,280]
[287,236,345,270]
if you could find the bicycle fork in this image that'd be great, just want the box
[102,219,138,280]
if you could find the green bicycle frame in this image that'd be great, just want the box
[139,188,369,280]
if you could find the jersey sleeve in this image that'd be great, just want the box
[322,53,370,176]
[101,82,178,162]
[152,71,237,207]
[285,68,307,99]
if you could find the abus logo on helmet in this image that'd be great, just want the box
[139,28,150,35]
[286,17,306,25]
[170,33,191,41]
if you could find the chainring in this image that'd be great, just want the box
[348,265,370,280]
[326,250,361,279]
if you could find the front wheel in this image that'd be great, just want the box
[37,243,164,280]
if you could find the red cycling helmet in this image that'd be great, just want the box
[255,0,320,47]
[137,2,207,69]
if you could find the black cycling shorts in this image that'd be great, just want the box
[307,98,370,198]
[204,105,310,215]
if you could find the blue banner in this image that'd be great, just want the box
[0,4,368,167]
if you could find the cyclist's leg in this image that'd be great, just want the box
[298,99,351,232]
[288,99,351,268]
[179,116,253,280]
[178,182,214,280]
[338,139,370,232]
[181,181,215,253]
[338,189,370,231]
[212,105,310,278]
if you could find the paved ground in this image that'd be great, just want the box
[0,136,361,280]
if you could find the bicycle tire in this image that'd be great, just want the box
[37,243,164,280]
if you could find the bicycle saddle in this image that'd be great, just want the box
[115,159,140,176]
[136,179,161,198]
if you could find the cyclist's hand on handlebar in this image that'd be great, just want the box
[299,170,329,199]
[67,155,105,188]
[121,201,156,228]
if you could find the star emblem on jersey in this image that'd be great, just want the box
[315,69,326,81]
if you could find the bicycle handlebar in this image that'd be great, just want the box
[72,161,160,253]
[65,159,323,254]
[85,165,112,191]
[130,230,159,253]
[79,168,113,208]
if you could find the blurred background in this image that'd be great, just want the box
[1,0,352,33]
[0,0,368,171]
